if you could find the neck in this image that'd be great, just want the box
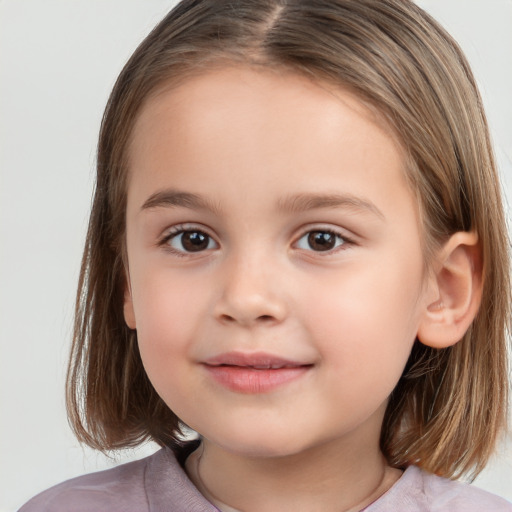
[186,428,401,511]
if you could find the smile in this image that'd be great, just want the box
[203,352,313,394]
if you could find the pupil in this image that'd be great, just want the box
[183,231,209,252]
[308,231,335,251]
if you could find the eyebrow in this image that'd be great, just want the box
[140,188,384,220]
[277,192,385,220]
[141,189,223,216]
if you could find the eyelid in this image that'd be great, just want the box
[156,222,356,256]
[158,223,219,255]
[292,225,356,254]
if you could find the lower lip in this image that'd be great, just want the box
[203,365,311,393]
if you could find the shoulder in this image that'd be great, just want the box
[371,465,512,512]
[19,446,217,512]
[19,450,154,512]
[419,468,512,512]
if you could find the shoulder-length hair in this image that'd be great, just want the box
[67,0,510,479]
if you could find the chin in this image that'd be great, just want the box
[208,425,318,460]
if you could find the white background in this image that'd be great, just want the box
[1,1,511,510]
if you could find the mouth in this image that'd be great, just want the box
[202,352,314,394]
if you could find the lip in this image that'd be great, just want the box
[202,351,313,394]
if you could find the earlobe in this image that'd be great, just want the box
[417,232,483,349]
[123,277,137,330]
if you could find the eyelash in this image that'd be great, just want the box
[158,224,354,257]
[158,224,217,258]
[294,229,352,254]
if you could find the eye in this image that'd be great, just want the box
[164,229,218,253]
[295,230,347,252]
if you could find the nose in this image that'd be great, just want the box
[213,251,288,328]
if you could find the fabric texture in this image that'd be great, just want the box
[19,446,512,512]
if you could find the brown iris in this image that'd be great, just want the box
[307,231,337,251]
[180,231,210,252]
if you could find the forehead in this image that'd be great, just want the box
[126,65,413,220]
[130,65,401,152]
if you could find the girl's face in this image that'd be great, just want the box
[124,66,436,458]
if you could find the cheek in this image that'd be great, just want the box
[132,275,211,419]
[301,258,424,380]
[131,271,210,371]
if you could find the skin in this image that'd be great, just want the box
[124,66,442,511]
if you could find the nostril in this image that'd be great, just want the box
[257,315,274,322]
[218,313,276,325]
[220,314,236,323]
[214,294,287,326]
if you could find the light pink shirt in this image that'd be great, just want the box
[20,447,512,511]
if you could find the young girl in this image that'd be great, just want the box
[20,0,511,510]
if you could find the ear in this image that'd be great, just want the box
[123,272,137,330]
[417,232,482,349]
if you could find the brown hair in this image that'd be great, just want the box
[67,0,510,479]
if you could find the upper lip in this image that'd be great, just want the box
[203,351,312,369]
